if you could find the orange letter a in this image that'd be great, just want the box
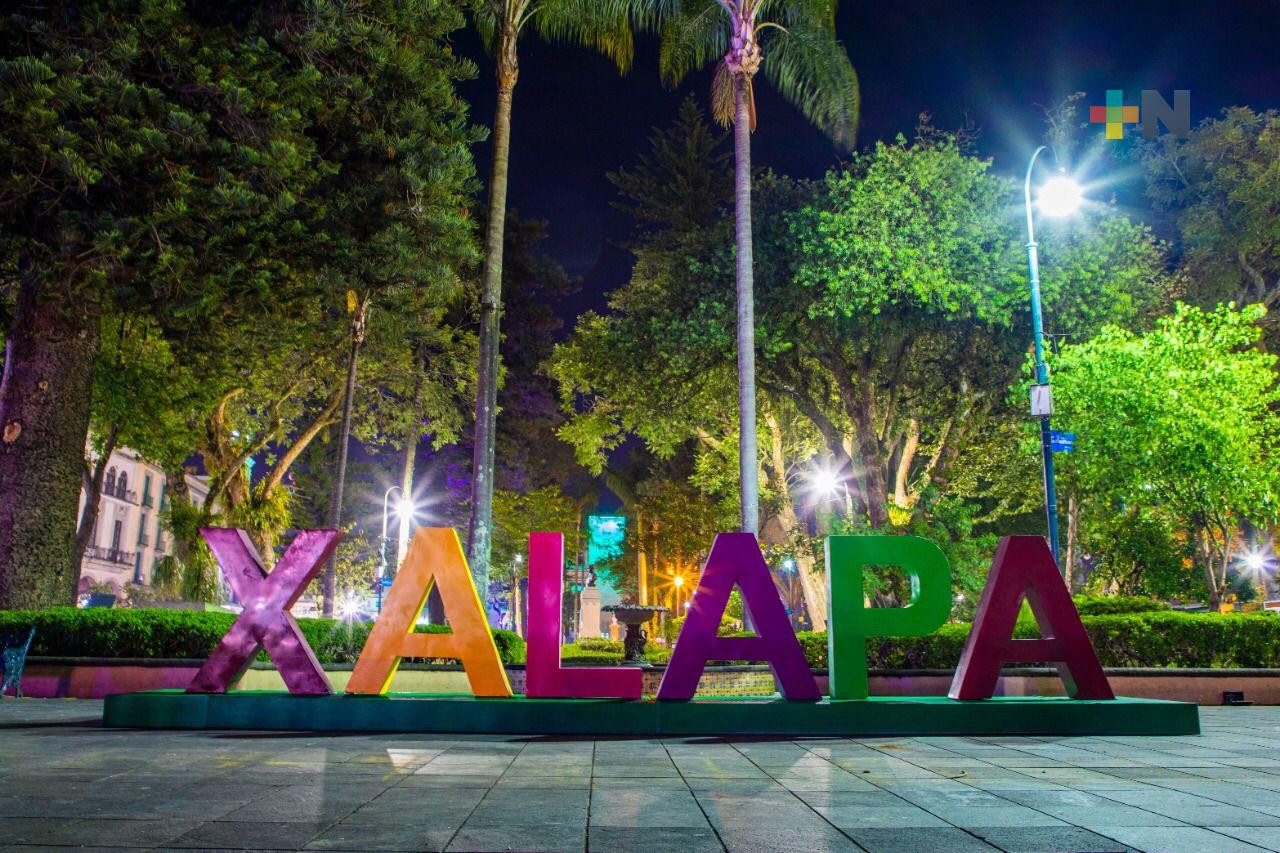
[347,528,511,697]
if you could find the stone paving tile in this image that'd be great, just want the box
[1026,804,1188,827]
[811,803,951,829]
[588,786,709,827]
[587,826,725,852]
[302,817,460,852]
[0,816,200,847]
[715,823,861,852]
[170,821,334,850]
[969,826,1137,852]
[845,827,999,852]
[913,804,1070,827]
[444,822,585,852]
[1091,825,1275,852]
[1213,826,1280,852]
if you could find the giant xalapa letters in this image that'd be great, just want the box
[189,529,1115,701]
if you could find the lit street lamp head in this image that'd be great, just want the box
[810,467,840,497]
[395,499,415,524]
[1036,175,1085,218]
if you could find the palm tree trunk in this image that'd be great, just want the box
[733,73,759,537]
[323,302,367,617]
[467,25,519,606]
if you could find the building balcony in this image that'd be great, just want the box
[141,494,154,508]
[137,533,151,547]
[85,546,135,566]
[102,483,138,503]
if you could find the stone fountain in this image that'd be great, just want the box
[601,604,669,666]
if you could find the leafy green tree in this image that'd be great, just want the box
[1052,303,1280,609]
[278,0,481,615]
[0,0,324,607]
[74,314,213,583]
[1140,108,1280,316]
[555,115,1174,624]
[491,484,579,632]
[646,0,859,537]
[464,0,645,599]
[1082,509,1198,600]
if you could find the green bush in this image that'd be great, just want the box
[0,608,525,665]
[559,640,672,665]
[1072,595,1170,616]
[8,606,1279,671]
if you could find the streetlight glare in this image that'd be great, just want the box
[395,499,415,524]
[673,575,684,588]
[337,593,363,621]
[1243,551,1266,572]
[1036,175,1085,218]
[811,468,839,496]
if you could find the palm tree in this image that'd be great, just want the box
[466,0,643,598]
[652,0,858,535]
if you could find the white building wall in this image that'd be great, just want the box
[78,445,209,597]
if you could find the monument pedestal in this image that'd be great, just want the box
[579,586,602,638]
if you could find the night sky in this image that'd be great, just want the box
[455,0,1280,310]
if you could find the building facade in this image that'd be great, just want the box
[77,446,209,597]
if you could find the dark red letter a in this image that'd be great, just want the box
[949,536,1113,700]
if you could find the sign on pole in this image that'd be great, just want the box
[1048,430,1077,453]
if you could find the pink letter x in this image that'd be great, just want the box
[187,528,342,695]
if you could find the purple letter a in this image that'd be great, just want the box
[657,533,819,701]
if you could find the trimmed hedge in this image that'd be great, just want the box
[6,606,1280,670]
[561,612,1280,670]
[0,608,525,665]
[1072,595,1170,616]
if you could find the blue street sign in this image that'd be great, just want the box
[380,577,394,588]
[1049,431,1077,453]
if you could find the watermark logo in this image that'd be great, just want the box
[1090,89,1190,140]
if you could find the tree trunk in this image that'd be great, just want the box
[1198,526,1223,611]
[323,302,367,617]
[733,72,760,537]
[73,423,120,578]
[763,412,826,631]
[511,582,523,637]
[851,380,890,529]
[466,23,519,604]
[893,419,920,509]
[398,357,425,568]
[0,277,100,608]
[164,467,193,570]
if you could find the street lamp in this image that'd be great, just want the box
[810,467,839,498]
[1024,146,1084,571]
[378,486,414,610]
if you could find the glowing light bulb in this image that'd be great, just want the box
[811,468,839,496]
[1037,176,1085,218]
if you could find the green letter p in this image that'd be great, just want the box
[826,536,951,700]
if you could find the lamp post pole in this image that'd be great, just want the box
[1024,145,1061,571]
[378,485,405,612]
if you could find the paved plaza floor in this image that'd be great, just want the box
[0,701,1278,852]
